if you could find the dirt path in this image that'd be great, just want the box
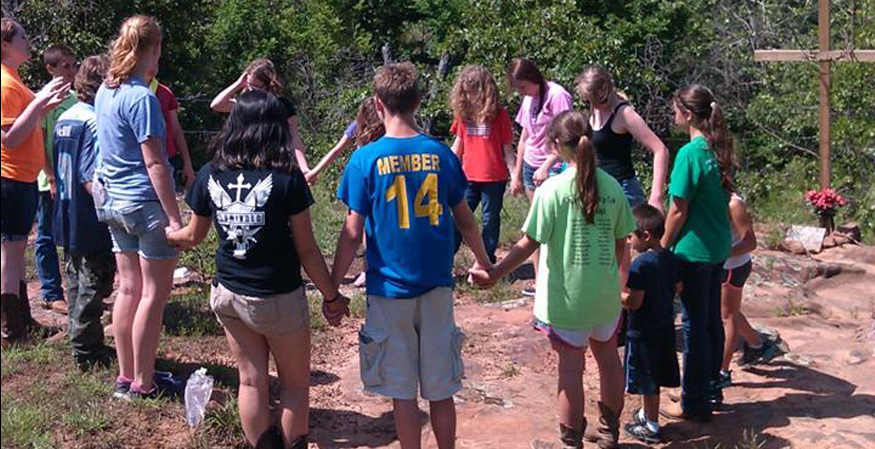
[19,245,875,448]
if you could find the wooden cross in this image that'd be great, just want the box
[754,0,875,189]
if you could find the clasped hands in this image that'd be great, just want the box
[467,261,499,289]
[322,291,351,327]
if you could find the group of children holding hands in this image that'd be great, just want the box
[1,13,776,449]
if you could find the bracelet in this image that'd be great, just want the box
[324,293,341,304]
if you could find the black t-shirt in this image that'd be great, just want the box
[187,162,314,296]
[626,249,680,337]
[278,96,297,120]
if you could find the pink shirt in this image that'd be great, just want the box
[514,81,572,168]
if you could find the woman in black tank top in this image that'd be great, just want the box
[576,65,668,210]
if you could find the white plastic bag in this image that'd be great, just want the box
[184,368,214,428]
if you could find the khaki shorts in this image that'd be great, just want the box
[210,282,309,337]
[359,287,465,401]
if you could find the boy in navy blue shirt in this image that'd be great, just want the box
[52,55,116,370]
[331,62,492,449]
[621,204,681,444]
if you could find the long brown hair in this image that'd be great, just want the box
[507,58,547,114]
[673,84,736,192]
[245,58,283,95]
[1,18,22,60]
[106,15,161,88]
[450,65,500,123]
[354,97,385,147]
[548,110,600,223]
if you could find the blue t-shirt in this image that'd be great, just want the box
[51,102,112,255]
[626,249,680,337]
[95,76,168,201]
[344,121,358,139]
[337,134,468,299]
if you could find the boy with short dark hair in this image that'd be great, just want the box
[52,55,116,369]
[331,62,492,449]
[621,204,681,444]
[36,43,78,314]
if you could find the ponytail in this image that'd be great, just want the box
[245,58,284,95]
[674,84,736,192]
[106,15,161,88]
[548,110,600,223]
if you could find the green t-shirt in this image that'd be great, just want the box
[668,136,731,263]
[523,167,636,330]
[38,92,78,191]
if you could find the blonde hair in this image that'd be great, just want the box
[450,65,500,123]
[245,58,283,95]
[106,15,161,88]
[576,65,627,105]
[354,97,385,147]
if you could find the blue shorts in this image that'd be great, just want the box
[620,177,646,207]
[0,177,38,242]
[522,161,561,191]
[98,199,178,260]
[624,329,680,395]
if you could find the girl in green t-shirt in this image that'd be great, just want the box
[470,109,634,448]
[661,84,735,421]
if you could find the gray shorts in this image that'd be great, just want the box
[210,282,309,337]
[359,287,465,401]
[97,198,178,260]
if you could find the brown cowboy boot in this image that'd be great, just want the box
[583,401,620,448]
[18,280,63,341]
[1,293,27,343]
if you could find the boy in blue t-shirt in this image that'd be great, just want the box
[621,204,681,444]
[332,62,492,449]
[51,55,116,370]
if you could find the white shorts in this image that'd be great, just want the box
[358,287,465,401]
[532,314,621,349]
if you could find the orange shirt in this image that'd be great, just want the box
[1,63,45,182]
[449,108,512,182]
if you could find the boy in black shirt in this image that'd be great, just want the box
[621,204,681,444]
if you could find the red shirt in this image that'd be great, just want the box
[155,83,179,158]
[450,108,512,182]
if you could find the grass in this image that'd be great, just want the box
[201,395,246,446]
[501,364,521,378]
[776,298,809,317]
[164,283,223,337]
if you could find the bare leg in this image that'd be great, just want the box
[112,252,142,380]
[393,398,422,449]
[0,241,27,295]
[589,333,624,415]
[224,320,271,446]
[429,397,456,449]
[554,341,586,434]
[267,327,311,446]
[721,284,762,371]
[131,257,176,389]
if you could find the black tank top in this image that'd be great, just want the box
[592,102,635,182]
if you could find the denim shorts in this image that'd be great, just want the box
[97,198,178,260]
[0,177,38,242]
[522,161,561,191]
[620,177,646,207]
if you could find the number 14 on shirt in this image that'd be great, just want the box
[386,173,443,229]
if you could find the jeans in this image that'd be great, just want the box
[98,198,178,260]
[620,177,646,208]
[35,191,64,303]
[66,251,116,359]
[678,260,725,417]
[454,181,506,263]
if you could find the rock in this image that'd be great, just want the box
[486,297,531,310]
[836,222,862,242]
[781,352,815,367]
[781,239,811,255]
[823,233,854,249]
[847,350,868,365]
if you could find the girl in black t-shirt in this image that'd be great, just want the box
[168,90,348,449]
[211,58,311,174]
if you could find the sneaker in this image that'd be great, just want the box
[113,371,184,400]
[739,339,777,366]
[623,422,661,444]
[113,377,132,399]
[522,286,536,297]
[713,370,732,389]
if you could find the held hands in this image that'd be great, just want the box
[532,166,550,187]
[467,261,497,289]
[304,169,318,186]
[509,176,524,196]
[322,293,351,326]
[647,195,663,213]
